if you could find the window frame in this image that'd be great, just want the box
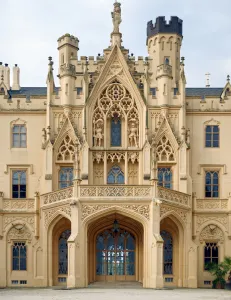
[12,124,27,148]
[204,120,220,149]
[58,166,74,189]
[11,169,27,199]
[12,241,27,271]
[157,166,173,189]
[204,170,220,199]
[204,242,219,271]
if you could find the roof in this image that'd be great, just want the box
[8,87,59,98]
[7,87,224,98]
[186,88,223,97]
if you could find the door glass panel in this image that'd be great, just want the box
[96,228,135,276]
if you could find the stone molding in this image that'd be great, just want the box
[44,204,71,228]
[160,204,187,224]
[199,224,224,243]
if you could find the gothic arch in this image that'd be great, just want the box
[156,134,175,162]
[198,223,225,244]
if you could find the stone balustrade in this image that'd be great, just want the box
[3,199,35,211]
[157,186,190,207]
[41,186,73,205]
[196,199,228,210]
[80,185,152,198]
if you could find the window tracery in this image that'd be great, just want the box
[57,135,75,161]
[92,80,139,148]
[157,135,175,162]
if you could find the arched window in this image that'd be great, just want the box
[58,229,71,275]
[59,167,73,189]
[160,230,173,274]
[205,171,219,198]
[158,167,173,189]
[107,165,124,184]
[164,57,170,65]
[111,114,121,146]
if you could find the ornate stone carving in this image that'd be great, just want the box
[92,151,104,163]
[199,225,224,243]
[111,2,122,33]
[44,205,71,228]
[81,204,150,221]
[128,120,138,147]
[80,185,151,198]
[3,216,35,232]
[93,119,104,147]
[57,135,75,161]
[41,186,73,205]
[107,152,125,163]
[45,174,52,180]
[196,199,228,210]
[128,152,139,164]
[160,205,187,224]
[3,199,35,211]
[7,226,32,243]
[156,135,175,162]
[158,186,190,206]
[196,216,228,231]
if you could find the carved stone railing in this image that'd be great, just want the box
[59,63,76,77]
[156,64,172,78]
[80,185,152,198]
[3,199,35,211]
[196,199,228,210]
[41,187,73,205]
[157,186,190,207]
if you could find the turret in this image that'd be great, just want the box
[12,64,20,90]
[57,34,79,107]
[147,17,183,88]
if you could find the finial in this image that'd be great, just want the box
[227,75,230,83]
[205,72,211,88]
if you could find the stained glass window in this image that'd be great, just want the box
[58,229,71,274]
[205,125,219,147]
[158,167,172,189]
[160,230,173,274]
[12,170,26,198]
[205,171,219,198]
[204,243,218,270]
[111,115,121,146]
[107,166,124,184]
[12,242,27,271]
[59,167,73,189]
[96,228,135,276]
[12,125,26,148]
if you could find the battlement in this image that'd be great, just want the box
[57,33,79,49]
[147,16,183,40]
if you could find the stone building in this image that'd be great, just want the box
[0,1,230,289]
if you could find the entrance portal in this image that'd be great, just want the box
[87,213,143,284]
[96,228,135,281]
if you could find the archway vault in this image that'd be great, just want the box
[87,212,144,284]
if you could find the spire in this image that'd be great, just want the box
[111,1,122,47]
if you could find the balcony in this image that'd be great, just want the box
[3,198,35,211]
[40,185,191,209]
[195,198,228,211]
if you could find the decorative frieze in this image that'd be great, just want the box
[196,199,228,210]
[158,186,190,207]
[7,226,32,243]
[81,204,150,221]
[3,199,35,211]
[3,216,35,232]
[196,215,228,231]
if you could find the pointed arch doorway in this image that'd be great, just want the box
[88,213,143,283]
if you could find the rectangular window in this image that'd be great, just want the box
[205,171,219,198]
[12,170,26,198]
[12,125,27,148]
[204,242,218,270]
[12,242,27,271]
[205,125,219,148]
[158,167,172,189]
[59,167,73,189]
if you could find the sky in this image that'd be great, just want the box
[1,0,231,88]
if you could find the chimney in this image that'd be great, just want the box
[12,64,20,90]
[4,63,10,90]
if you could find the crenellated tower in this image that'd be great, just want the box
[57,34,79,108]
[147,16,183,101]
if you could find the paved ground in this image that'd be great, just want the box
[0,288,230,300]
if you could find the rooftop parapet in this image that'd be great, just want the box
[57,33,79,49]
[147,16,183,41]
